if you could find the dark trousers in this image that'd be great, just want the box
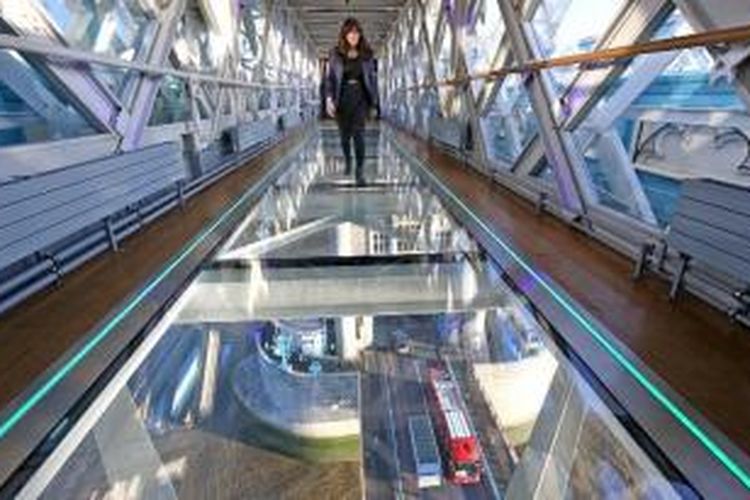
[337,84,368,184]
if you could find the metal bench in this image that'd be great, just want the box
[237,117,277,152]
[0,142,186,305]
[635,178,750,318]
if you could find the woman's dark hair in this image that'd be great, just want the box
[337,17,372,57]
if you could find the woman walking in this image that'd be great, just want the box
[325,18,379,186]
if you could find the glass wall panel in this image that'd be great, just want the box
[413,27,429,87]
[411,3,423,49]
[463,0,504,98]
[173,5,223,73]
[424,0,441,46]
[41,0,157,101]
[480,71,539,167]
[240,0,265,79]
[571,10,750,227]
[0,50,96,148]
[265,23,284,83]
[435,21,454,109]
[530,0,627,99]
[148,76,191,126]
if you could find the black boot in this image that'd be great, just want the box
[356,166,366,187]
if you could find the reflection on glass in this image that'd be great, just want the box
[463,0,505,98]
[417,89,440,136]
[480,72,539,167]
[530,0,626,98]
[435,22,454,110]
[265,25,285,84]
[240,1,265,78]
[173,5,224,73]
[413,31,428,87]
[0,50,96,150]
[41,0,157,100]
[148,76,190,126]
[424,0,441,46]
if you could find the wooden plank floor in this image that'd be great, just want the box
[0,130,305,411]
[393,128,750,456]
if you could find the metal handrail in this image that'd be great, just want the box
[393,24,750,91]
[0,33,315,91]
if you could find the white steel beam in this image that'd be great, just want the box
[0,2,128,136]
[497,0,587,216]
[119,0,187,151]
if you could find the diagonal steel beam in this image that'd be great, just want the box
[119,0,187,151]
[0,2,128,137]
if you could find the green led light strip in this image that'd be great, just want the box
[0,138,306,442]
[394,136,750,491]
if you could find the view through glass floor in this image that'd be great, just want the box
[23,127,692,499]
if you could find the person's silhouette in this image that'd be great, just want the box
[324,18,379,187]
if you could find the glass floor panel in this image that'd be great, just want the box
[18,128,694,499]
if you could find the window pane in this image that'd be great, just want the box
[0,50,96,148]
[173,5,225,73]
[464,0,504,97]
[41,0,157,101]
[530,0,626,99]
[424,0,441,45]
[481,72,539,167]
[148,76,191,126]
[435,23,454,109]
[531,159,555,182]
[413,30,429,86]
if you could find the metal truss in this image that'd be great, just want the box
[381,0,750,236]
[0,0,319,158]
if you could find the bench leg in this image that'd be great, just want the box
[669,255,689,301]
[105,217,119,252]
[535,192,548,215]
[730,287,750,321]
[177,181,186,210]
[39,252,63,287]
[633,242,654,280]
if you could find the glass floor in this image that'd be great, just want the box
[9,127,711,499]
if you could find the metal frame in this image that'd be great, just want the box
[0,0,319,161]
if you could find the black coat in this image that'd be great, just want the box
[325,48,379,110]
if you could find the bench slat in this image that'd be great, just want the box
[0,170,181,270]
[0,167,181,253]
[668,231,750,280]
[679,180,750,218]
[0,143,185,271]
[238,118,276,151]
[0,143,179,207]
[669,214,750,261]
[0,155,182,227]
[675,198,750,240]
[660,178,750,290]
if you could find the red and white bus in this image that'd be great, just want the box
[426,363,482,485]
